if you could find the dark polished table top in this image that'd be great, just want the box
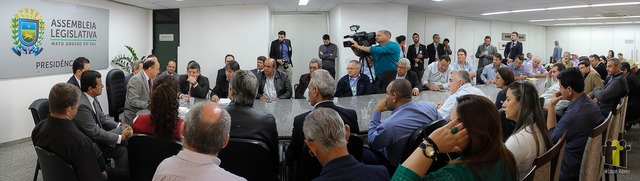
[140,79,547,137]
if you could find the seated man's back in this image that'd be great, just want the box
[226,103,279,165]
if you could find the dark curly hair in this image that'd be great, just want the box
[149,75,180,141]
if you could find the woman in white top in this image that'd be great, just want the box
[502,81,553,179]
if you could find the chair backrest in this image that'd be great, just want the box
[607,98,625,141]
[521,165,536,181]
[531,130,567,180]
[219,138,276,181]
[127,134,182,181]
[401,119,446,162]
[34,146,79,181]
[28,98,49,125]
[106,69,127,119]
[580,112,612,181]
[296,133,364,181]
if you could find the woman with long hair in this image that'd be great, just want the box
[393,95,517,180]
[132,74,183,141]
[502,81,553,179]
[607,50,615,60]
[495,67,515,109]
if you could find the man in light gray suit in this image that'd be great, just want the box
[123,59,160,124]
[74,70,133,169]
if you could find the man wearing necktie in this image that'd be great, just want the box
[74,70,133,170]
[504,31,523,64]
[123,59,159,124]
[179,61,211,100]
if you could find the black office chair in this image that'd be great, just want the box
[127,134,182,181]
[219,138,277,181]
[294,133,364,181]
[398,119,453,173]
[29,98,49,181]
[34,146,79,181]
[106,69,127,122]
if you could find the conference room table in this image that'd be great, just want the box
[140,78,547,138]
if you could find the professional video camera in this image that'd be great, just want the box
[343,25,376,57]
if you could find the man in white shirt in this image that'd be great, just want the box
[436,70,487,119]
[539,63,570,115]
[422,55,454,91]
[154,102,245,181]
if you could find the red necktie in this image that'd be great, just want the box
[148,79,152,95]
[189,84,193,96]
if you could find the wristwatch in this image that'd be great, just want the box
[419,141,438,160]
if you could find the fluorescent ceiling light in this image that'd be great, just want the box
[481,11,510,16]
[484,1,640,16]
[511,8,546,13]
[556,18,585,21]
[579,22,604,25]
[605,21,633,24]
[529,18,553,22]
[554,23,578,26]
[299,0,309,5]
[546,5,589,10]
[591,2,640,7]
[432,0,444,2]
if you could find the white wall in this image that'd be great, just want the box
[330,4,409,77]
[178,5,271,85]
[0,0,151,143]
[409,13,548,66]
[272,13,328,84]
[547,25,640,61]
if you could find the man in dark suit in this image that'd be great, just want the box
[178,61,210,100]
[295,58,321,99]
[123,59,160,124]
[504,31,523,63]
[67,57,90,88]
[374,58,421,95]
[622,62,640,128]
[257,58,292,101]
[590,54,608,80]
[335,60,373,97]
[426,34,445,65]
[287,69,359,171]
[593,58,628,117]
[269,30,293,79]
[250,56,267,78]
[406,33,428,81]
[32,83,108,180]
[225,70,279,177]
[210,55,235,101]
[75,70,132,169]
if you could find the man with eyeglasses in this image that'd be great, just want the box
[539,63,570,115]
[335,60,373,97]
[374,58,421,96]
[294,58,322,99]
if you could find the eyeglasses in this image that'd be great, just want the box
[346,67,358,70]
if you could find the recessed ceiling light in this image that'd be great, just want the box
[176,0,184,2]
[483,1,640,16]
[299,0,309,6]
[556,18,585,21]
[481,11,510,16]
[431,0,444,2]
[511,8,546,13]
[554,23,578,26]
[529,19,555,22]
[546,5,589,10]
[591,2,640,7]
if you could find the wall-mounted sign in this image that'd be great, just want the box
[1,0,109,79]
[159,34,174,41]
[502,33,526,42]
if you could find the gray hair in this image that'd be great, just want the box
[309,69,335,99]
[303,108,347,152]
[309,58,323,69]
[397,58,410,68]
[610,58,621,67]
[452,70,471,84]
[348,60,361,69]
[132,60,143,70]
[230,70,257,106]
[184,102,231,155]
[563,51,570,56]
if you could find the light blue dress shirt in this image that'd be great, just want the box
[437,83,487,119]
[481,63,507,83]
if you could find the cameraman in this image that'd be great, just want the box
[350,30,401,80]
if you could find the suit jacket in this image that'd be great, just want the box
[225,102,279,168]
[504,41,523,60]
[374,70,421,94]
[178,74,211,99]
[406,43,428,71]
[426,43,445,65]
[295,73,310,99]
[269,39,293,67]
[250,68,264,78]
[74,93,123,148]
[596,62,607,80]
[209,68,228,99]
[67,75,80,88]
[335,74,373,97]
[32,117,106,181]
[626,73,640,121]
[594,72,628,116]
[314,155,389,181]
[257,70,292,99]
[287,101,359,164]
[123,71,153,124]
[584,71,603,98]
